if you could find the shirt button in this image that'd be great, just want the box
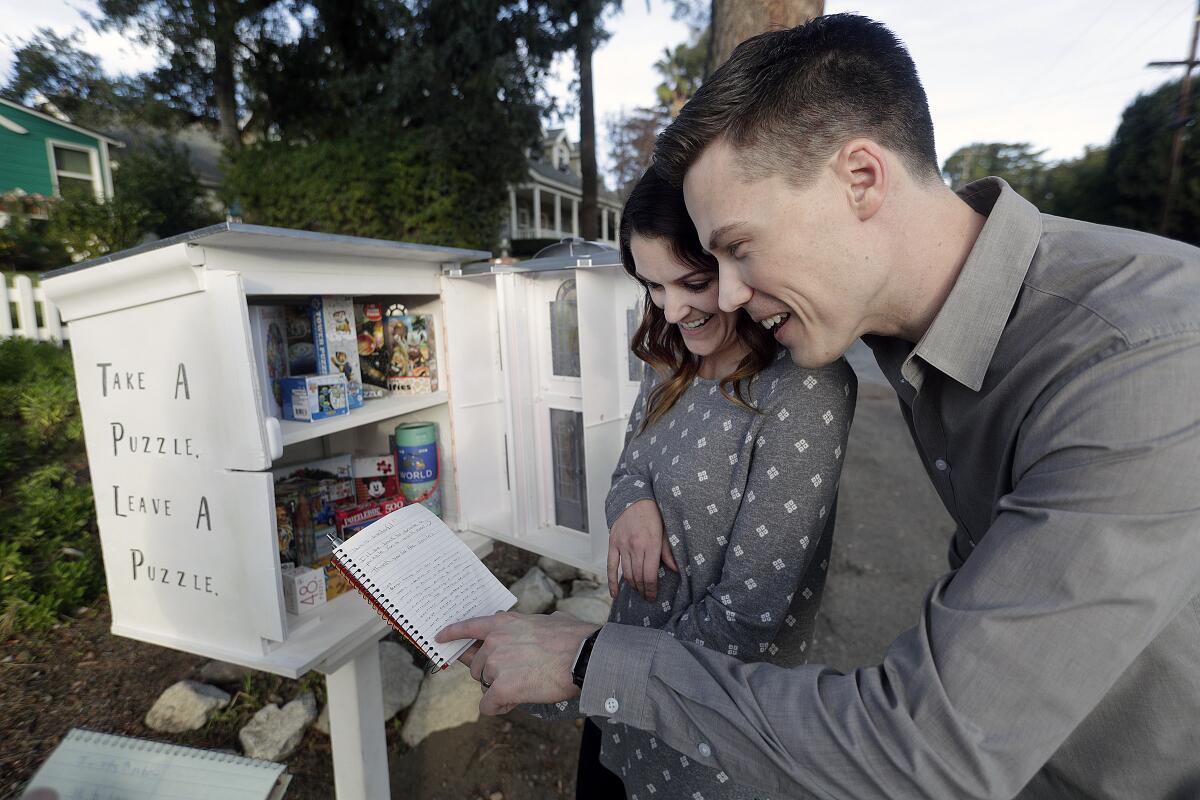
[934,458,948,472]
[604,697,619,714]
[698,742,712,758]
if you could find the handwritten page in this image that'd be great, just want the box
[334,503,517,666]
[22,728,289,800]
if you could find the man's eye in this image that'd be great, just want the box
[728,242,745,258]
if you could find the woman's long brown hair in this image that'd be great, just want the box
[620,168,779,429]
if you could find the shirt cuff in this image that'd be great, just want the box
[579,624,663,728]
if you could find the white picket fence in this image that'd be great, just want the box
[2,273,68,345]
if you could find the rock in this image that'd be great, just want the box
[556,592,612,626]
[400,663,481,747]
[198,660,255,685]
[311,642,423,738]
[509,566,563,614]
[537,556,578,583]
[380,640,424,720]
[313,704,330,736]
[238,693,318,761]
[145,681,231,733]
[570,579,604,597]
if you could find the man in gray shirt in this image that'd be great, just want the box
[440,14,1200,799]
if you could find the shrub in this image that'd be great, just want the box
[224,130,506,251]
[0,337,100,633]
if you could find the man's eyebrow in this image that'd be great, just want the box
[708,222,749,252]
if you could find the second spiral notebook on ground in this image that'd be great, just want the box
[328,503,517,670]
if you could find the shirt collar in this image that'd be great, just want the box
[904,176,1043,392]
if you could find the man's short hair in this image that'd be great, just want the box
[654,14,941,187]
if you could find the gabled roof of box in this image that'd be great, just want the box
[42,222,493,280]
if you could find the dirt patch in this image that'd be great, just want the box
[0,543,579,800]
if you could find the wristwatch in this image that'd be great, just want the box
[571,629,601,688]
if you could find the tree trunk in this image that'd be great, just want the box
[707,0,823,77]
[213,0,241,151]
[578,1,599,241]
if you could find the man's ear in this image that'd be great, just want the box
[835,139,887,222]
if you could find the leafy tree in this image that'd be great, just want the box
[942,142,1050,199]
[607,106,669,199]
[92,0,289,149]
[45,187,150,263]
[655,27,708,117]
[1107,79,1198,244]
[224,130,508,250]
[0,208,68,272]
[1039,146,1115,225]
[0,28,180,131]
[233,0,573,249]
[114,138,221,238]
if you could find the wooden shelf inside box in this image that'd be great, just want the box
[278,391,449,447]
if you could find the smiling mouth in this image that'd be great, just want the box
[760,312,790,331]
[680,314,713,331]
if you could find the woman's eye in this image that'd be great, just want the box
[684,281,711,293]
[729,242,745,258]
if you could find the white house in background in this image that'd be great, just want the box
[505,127,624,254]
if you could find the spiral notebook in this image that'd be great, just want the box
[328,503,517,670]
[22,728,289,799]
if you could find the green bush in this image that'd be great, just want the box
[224,130,506,251]
[0,337,100,633]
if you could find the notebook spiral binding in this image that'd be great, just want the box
[67,728,283,769]
[332,547,447,672]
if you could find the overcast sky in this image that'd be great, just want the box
[2,0,1195,170]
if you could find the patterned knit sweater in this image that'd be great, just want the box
[532,350,856,800]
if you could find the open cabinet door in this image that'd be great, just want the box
[63,272,286,657]
[576,266,645,566]
[440,273,517,538]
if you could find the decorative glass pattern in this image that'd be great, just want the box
[550,279,581,378]
[549,408,588,532]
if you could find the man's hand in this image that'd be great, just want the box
[607,498,678,601]
[437,611,600,715]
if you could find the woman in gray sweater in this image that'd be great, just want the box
[535,170,856,800]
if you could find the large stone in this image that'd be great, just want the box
[312,641,424,738]
[380,640,424,720]
[238,693,318,762]
[145,680,231,733]
[198,660,255,685]
[570,579,604,597]
[556,590,612,626]
[509,566,563,615]
[313,704,331,736]
[537,556,579,583]
[400,663,481,748]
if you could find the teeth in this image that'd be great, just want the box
[761,313,789,331]
[681,315,712,330]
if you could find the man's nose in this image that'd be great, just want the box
[718,261,753,312]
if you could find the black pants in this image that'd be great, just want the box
[576,718,627,799]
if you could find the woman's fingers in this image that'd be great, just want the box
[622,548,639,596]
[641,547,657,602]
[607,538,621,599]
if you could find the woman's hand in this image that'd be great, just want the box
[607,499,678,601]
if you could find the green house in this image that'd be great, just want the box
[0,97,121,203]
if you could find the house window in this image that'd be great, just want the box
[50,142,101,199]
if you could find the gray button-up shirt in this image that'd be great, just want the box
[577,178,1200,799]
